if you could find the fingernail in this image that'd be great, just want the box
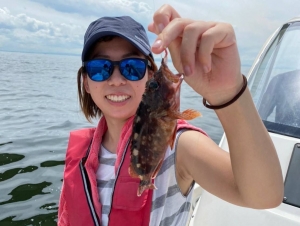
[158,23,165,32]
[184,65,192,76]
[152,39,162,49]
[203,65,210,73]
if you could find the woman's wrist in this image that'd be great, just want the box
[203,75,247,110]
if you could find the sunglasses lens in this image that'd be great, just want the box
[120,59,147,81]
[86,60,112,81]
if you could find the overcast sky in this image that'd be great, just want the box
[0,0,300,68]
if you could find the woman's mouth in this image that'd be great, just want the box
[105,95,131,102]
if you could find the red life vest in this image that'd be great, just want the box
[58,116,206,226]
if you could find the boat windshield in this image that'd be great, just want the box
[248,20,300,138]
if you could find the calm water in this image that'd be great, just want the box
[0,51,241,225]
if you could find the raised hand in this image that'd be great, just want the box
[148,4,244,106]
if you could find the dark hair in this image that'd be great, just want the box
[77,36,158,122]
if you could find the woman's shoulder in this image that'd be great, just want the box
[65,128,96,162]
[176,119,208,136]
[69,127,96,139]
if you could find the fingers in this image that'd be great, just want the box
[152,19,236,76]
[180,21,216,75]
[151,18,194,53]
[197,23,236,73]
[148,4,181,35]
[149,5,237,78]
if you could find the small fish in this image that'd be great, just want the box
[129,50,201,196]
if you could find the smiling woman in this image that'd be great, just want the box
[54,3,285,226]
[0,37,223,226]
[0,1,293,226]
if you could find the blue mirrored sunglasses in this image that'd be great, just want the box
[83,58,152,82]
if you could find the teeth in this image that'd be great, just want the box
[106,95,130,102]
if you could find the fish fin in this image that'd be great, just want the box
[181,109,202,120]
[161,51,182,84]
[162,67,184,83]
[137,182,157,197]
[128,163,140,178]
[169,109,201,120]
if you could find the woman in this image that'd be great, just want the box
[58,4,283,226]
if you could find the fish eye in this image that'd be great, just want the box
[148,80,159,90]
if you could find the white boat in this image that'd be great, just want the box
[189,17,300,226]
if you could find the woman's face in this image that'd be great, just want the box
[84,36,152,122]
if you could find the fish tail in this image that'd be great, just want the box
[137,181,157,197]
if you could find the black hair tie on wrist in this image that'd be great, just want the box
[203,75,248,110]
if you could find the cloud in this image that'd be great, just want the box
[0,6,83,54]
[0,7,13,29]
[0,0,155,55]
[29,0,153,17]
[1,7,54,32]
[0,34,9,46]
[27,0,155,33]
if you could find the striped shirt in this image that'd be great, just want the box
[150,130,194,226]
[97,130,194,226]
[96,145,116,226]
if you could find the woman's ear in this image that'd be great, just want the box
[83,75,90,93]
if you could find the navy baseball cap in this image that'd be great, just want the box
[81,16,154,62]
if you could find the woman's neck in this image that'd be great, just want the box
[102,118,127,154]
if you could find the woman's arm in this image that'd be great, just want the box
[177,88,283,209]
[149,4,283,209]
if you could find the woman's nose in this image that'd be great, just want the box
[107,66,127,86]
